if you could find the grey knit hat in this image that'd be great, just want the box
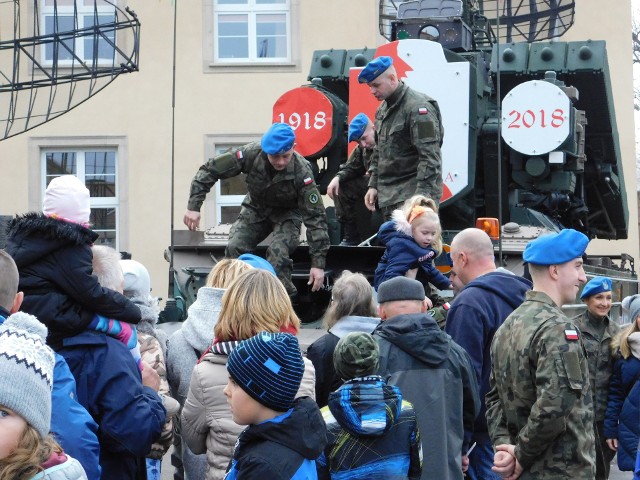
[0,312,55,438]
[622,294,640,324]
[377,277,425,304]
[333,332,379,380]
[227,332,304,412]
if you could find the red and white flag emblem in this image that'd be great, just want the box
[418,107,429,115]
[565,329,579,341]
[303,177,313,185]
[236,150,243,160]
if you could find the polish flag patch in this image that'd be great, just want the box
[236,150,243,160]
[565,329,579,341]
[418,107,429,115]
[303,177,313,185]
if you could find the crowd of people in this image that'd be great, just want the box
[1,55,640,480]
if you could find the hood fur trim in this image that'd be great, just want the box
[392,209,412,236]
[7,212,97,246]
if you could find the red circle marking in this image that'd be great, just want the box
[273,87,334,157]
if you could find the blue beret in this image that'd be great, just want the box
[261,123,295,155]
[348,113,371,142]
[523,229,589,265]
[358,56,393,84]
[580,276,612,299]
[238,254,276,276]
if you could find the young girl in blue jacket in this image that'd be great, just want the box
[604,294,640,472]
[374,195,451,291]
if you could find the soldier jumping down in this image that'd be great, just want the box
[183,123,330,297]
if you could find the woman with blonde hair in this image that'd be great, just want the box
[180,269,314,480]
[167,257,254,480]
[604,294,640,473]
[307,270,379,407]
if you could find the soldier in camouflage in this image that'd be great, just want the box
[326,113,375,246]
[183,123,330,297]
[574,276,619,479]
[358,56,444,219]
[486,229,596,479]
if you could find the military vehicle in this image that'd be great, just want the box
[164,0,637,324]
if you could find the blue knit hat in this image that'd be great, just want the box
[238,253,276,276]
[358,56,392,84]
[580,276,612,300]
[261,123,295,155]
[227,332,304,412]
[348,113,371,142]
[523,229,589,265]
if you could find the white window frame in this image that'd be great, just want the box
[202,0,301,74]
[39,0,118,67]
[214,0,290,64]
[28,136,129,251]
[204,133,260,227]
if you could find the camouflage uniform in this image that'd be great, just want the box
[369,82,444,216]
[187,142,330,296]
[334,145,373,225]
[486,290,596,479]
[139,331,174,460]
[573,310,619,479]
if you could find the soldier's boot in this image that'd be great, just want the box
[277,258,298,298]
[339,222,360,246]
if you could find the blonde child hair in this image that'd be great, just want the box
[612,321,640,360]
[323,270,377,330]
[398,195,443,254]
[214,269,300,341]
[0,425,61,480]
[206,259,253,288]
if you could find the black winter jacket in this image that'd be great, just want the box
[5,213,140,347]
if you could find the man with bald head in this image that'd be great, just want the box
[445,228,531,480]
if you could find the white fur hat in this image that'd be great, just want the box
[42,175,91,225]
[121,259,152,299]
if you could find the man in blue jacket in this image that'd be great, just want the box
[0,250,102,479]
[445,228,531,480]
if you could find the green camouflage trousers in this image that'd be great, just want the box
[334,175,369,224]
[226,210,301,296]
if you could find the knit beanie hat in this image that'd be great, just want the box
[226,332,304,412]
[333,332,380,380]
[42,175,91,225]
[0,312,55,439]
[121,259,152,300]
[622,294,640,324]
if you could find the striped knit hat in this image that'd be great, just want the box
[0,312,55,438]
[227,332,304,412]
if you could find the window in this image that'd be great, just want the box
[41,0,117,66]
[214,0,290,63]
[43,149,119,247]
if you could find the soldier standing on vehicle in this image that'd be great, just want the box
[183,122,330,297]
[486,229,596,479]
[359,56,444,219]
[326,113,375,246]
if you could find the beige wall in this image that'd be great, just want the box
[0,0,637,300]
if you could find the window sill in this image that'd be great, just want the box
[204,62,300,74]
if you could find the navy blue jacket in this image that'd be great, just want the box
[225,397,327,479]
[374,220,450,290]
[604,352,640,471]
[5,213,140,347]
[0,309,102,479]
[445,271,531,441]
[59,331,166,480]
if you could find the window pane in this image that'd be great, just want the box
[256,0,287,4]
[221,206,242,224]
[256,14,286,58]
[45,15,75,61]
[46,152,77,176]
[220,174,248,195]
[84,14,116,61]
[219,38,249,59]
[218,15,249,59]
[85,152,116,197]
[217,0,248,4]
[92,229,117,249]
[90,207,116,230]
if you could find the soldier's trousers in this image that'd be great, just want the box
[334,175,369,224]
[226,210,301,297]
